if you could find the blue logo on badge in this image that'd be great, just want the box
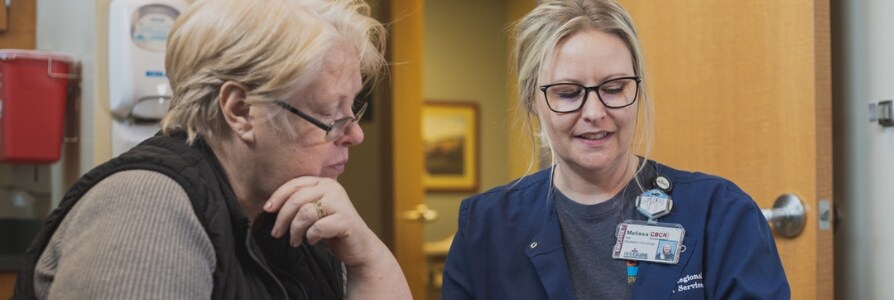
[623,248,648,259]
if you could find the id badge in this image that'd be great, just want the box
[612,220,685,265]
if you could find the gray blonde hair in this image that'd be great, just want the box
[161,0,386,144]
[512,0,653,173]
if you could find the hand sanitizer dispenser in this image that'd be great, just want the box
[108,0,187,156]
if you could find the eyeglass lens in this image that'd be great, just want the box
[543,77,638,112]
[324,101,368,141]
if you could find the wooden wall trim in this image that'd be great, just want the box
[0,0,35,49]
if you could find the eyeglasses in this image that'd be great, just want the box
[273,100,368,141]
[539,76,642,112]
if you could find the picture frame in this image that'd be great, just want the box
[422,101,479,193]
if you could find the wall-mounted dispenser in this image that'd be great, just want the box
[108,0,187,156]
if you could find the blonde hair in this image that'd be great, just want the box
[161,0,386,144]
[512,0,653,174]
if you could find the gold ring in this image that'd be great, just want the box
[314,200,329,219]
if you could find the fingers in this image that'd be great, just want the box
[306,223,334,246]
[268,184,322,238]
[264,176,320,213]
[265,177,358,249]
[262,177,380,268]
[287,201,323,247]
[313,200,331,219]
[305,208,348,245]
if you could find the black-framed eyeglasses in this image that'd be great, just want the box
[539,76,642,112]
[274,100,368,141]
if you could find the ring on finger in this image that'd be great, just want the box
[314,200,330,219]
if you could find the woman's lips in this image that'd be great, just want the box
[328,161,346,175]
[576,131,613,146]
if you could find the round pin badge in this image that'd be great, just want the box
[654,175,672,193]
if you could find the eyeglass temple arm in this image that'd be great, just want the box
[275,101,333,131]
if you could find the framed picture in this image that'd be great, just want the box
[422,101,479,192]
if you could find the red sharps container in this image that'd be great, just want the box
[0,50,76,164]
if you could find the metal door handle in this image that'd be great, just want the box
[403,204,439,223]
[760,194,806,238]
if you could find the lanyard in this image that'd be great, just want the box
[626,260,639,285]
[626,162,674,285]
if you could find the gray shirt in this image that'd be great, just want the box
[555,166,654,300]
[34,170,216,299]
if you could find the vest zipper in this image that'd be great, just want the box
[244,233,295,299]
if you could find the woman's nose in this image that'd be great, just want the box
[580,90,607,121]
[338,121,364,146]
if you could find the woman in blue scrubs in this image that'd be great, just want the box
[441,0,790,299]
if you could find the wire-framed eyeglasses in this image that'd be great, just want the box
[273,100,368,141]
[539,76,642,112]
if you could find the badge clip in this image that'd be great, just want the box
[636,189,673,222]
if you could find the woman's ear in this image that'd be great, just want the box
[219,81,256,143]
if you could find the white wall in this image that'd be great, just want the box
[36,0,97,203]
[833,0,894,299]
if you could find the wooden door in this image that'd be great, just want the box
[619,0,833,299]
[388,0,427,299]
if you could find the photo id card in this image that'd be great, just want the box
[612,220,685,265]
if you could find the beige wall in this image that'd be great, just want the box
[422,0,512,242]
[337,0,389,242]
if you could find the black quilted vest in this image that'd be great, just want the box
[12,133,344,300]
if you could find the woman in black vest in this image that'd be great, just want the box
[14,0,410,299]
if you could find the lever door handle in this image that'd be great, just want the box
[403,204,439,223]
[760,194,806,238]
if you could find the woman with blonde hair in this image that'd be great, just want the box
[14,0,410,298]
[442,0,789,299]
